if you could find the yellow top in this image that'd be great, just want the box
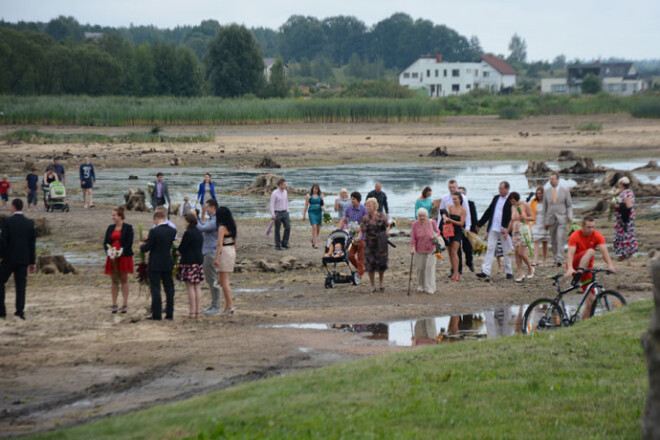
[530,198,538,226]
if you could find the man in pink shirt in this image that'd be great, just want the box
[270,178,291,250]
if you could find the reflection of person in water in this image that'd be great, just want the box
[485,307,522,338]
[412,318,439,346]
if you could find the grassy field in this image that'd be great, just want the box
[29,300,651,440]
[1,129,214,144]
[1,93,658,126]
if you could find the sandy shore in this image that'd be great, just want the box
[0,114,658,436]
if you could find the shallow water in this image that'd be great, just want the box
[89,158,656,219]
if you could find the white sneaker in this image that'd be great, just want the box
[202,307,220,315]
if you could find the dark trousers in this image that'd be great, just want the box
[149,270,175,319]
[274,211,291,248]
[0,262,28,316]
[461,233,474,269]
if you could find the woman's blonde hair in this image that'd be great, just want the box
[416,207,428,218]
[365,197,379,210]
[340,188,348,196]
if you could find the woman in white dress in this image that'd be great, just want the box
[530,187,550,266]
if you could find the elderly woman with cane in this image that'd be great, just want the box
[410,207,440,294]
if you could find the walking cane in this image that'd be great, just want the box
[407,252,414,296]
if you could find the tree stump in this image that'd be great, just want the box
[524,160,554,176]
[124,189,148,212]
[37,255,76,274]
[255,156,282,168]
[643,257,660,439]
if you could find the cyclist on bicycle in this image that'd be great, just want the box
[564,216,616,320]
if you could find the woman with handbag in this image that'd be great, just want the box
[441,192,466,282]
[410,207,440,294]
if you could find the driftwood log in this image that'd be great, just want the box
[643,257,660,439]
[255,156,282,168]
[524,160,554,176]
[37,255,76,274]
[124,189,149,212]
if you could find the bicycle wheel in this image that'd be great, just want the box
[522,298,565,335]
[590,290,626,317]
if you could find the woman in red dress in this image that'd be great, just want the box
[103,207,134,314]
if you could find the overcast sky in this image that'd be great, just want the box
[1,0,658,61]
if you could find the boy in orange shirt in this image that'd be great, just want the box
[564,216,616,320]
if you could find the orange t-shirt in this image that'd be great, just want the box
[569,229,605,268]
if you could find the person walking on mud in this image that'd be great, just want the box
[338,191,368,279]
[367,182,389,214]
[151,172,171,210]
[270,178,291,251]
[543,172,572,267]
[198,200,222,315]
[476,181,513,280]
[79,156,96,209]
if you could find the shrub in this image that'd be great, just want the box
[498,107,522,119]
[630,99,660,118]
[574,122,603,131]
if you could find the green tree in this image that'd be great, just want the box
[507,33,527,64]
[279,15,325,62]
[552,54,567,70]
[346,53,362,78]
[299,57,312,77]
[263,56,288,98]
[45,16,83,42]
[321,16,366,65]
[205,24,265,97]
[581,73,602,94]
[134,43,157,96]
[174,45,202,96]
[312,56,334,82]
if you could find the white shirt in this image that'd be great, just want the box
[270,188,289,216]
[437,193,471,231]
[490,195,509,233]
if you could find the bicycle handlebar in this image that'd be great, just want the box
[575,267,613,275]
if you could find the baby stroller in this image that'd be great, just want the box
[323,230,360,289]
[45,181,69,212]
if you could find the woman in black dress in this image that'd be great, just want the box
[441,192,466,282]
[177,213,205,318]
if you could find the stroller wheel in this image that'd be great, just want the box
[324,275,332,289]
[64,204,70,212]
[328,278,335,289]
[352,272,361,286]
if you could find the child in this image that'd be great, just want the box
[179,196,193,217]
[0,175,11,210]
[25,168,39,211]
[324,241,345,259]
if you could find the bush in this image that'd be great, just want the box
[574,122,603,131]
[498,107,522,119]
[630,99,660,118]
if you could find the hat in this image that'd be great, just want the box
[618,176,631,186]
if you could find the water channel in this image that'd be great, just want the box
[89,158,657,219]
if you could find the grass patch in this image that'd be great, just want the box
[1,129,213,144]
[1,94,658,126]
[574,122,603,131]
[630,99,660,118]
[498,107,523,120]
[29,300,651,439]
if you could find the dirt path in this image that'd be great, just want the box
[0,115,658,436]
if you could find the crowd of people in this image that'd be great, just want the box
[0,161,640,322]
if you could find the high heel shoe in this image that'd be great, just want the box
[526,267,535,279]
[370,286,376,295]
[221,307,235,315]
[514,276,525,282]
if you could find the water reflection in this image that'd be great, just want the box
[266,305,527,347]
[90,158,654,219]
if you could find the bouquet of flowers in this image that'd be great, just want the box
[466,231,487,256]
[135,223,149,287]
[607,188,622,221]
[147,182,155,195]
[171,242,179,279]
[106,244,123,285]
[567,220,581,238]
[347,221,361,238]
[389,217,397,229]
[322,211,332,225]
[433,235,445,259]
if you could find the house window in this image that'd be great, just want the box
[551,84,567,93]
[452,69,460,77]
[622,83,627,92]
[466,84,471,89]
[412,72,418,78]
[435,69,439,77]
[452,84,460,92]
[430,85,435,93]
[475,70,479,77]
[437,84,442,91]
[427,70,430,77]
[443,69,447,77]
[483,71,490,78]
[403,73,410,78]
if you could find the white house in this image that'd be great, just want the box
[264,58,288,81]
[541,62,647,96]
[398,54,516,97]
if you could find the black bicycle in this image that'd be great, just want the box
[522,268,626,335]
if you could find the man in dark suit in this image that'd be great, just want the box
[459,187,478,272]
[0,199,36,320]
[476,181,513,279]
[150,172,170,210]
[140,209,176,320]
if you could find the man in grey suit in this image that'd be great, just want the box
[543,172,573,267]
[151,172,170,209]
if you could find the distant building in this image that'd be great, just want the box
[83,32,104,40]
[541,62,647,95]
[398,54,516,97]
[264,58,288,81]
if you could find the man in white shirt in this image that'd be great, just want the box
[476,181,513,279]
[270,178,291,250]
[437,180,472,275]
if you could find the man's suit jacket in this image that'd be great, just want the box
[151,181,171,206]
[543,185,572,226]
[0,214,36,266]
[468,200,478,233]
[477,195,512,233]
[140,223,176,272]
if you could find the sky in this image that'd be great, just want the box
[1,0,658,61]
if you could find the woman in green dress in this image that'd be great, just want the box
[414,186,433,220]
[302,183,325,248]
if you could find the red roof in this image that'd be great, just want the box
[480,54,516,75]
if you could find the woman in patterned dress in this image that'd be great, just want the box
[612,176,638,262]
[177,213,205,318]
[357,198,390,294]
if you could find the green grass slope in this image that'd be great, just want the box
[31,300,651,440]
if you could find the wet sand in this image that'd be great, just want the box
[0,114,659,436]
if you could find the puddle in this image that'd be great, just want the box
[233,288,267,293]
[265,305,535,347]
[37,242,101,266]
[88,158,656,219]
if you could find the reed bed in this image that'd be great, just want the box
[0,94,657,126]
[1,129,214,144]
